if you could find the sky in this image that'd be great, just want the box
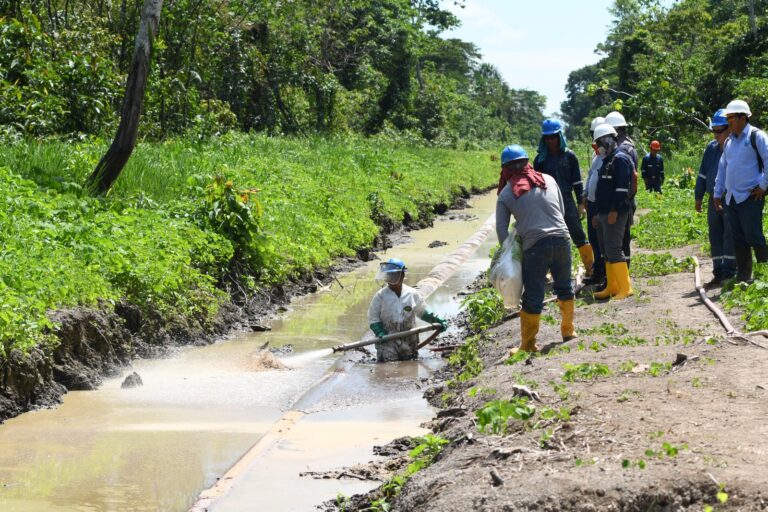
[441,0,619,116]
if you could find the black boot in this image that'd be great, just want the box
[735,245,753,283]
[755,245,768,264]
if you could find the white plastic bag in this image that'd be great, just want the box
[489,228,523,308]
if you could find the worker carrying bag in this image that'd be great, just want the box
[489,227,523,308]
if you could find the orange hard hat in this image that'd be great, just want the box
[650,140,661,151]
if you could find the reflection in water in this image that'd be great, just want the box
[0,193,497,512]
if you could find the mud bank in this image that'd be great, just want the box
[324,249,768,511]
[0,185,485,424]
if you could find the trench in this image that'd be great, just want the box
[0,192,497,512]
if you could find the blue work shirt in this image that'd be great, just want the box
[595,149,633,214]
[714,123,768,204]
[641,153,664,180]
[533,148,583,203]
[695,140,722,201]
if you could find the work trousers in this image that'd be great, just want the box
[586,201,605,279]
[726,197,767,249]
[707,198,736,278]
[644,177,662,193]
[597,210,631,263]
[563,198,588,247]
[521,236,573,315]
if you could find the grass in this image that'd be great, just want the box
[0,133,498,357]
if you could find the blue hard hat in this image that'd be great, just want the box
[500,144,528,165]
[381,258,406,272]
[541,118,562,136]
[710,109,728,129]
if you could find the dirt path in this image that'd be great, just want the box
[322,244,768,511]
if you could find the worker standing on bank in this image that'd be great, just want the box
[582,116,607,287]
[641,140,664,193]
[605,111,637,268]
[533,119,595,278]
[367,258,447,362]
[496,144,576,355]
[695,109,736,287]
[713,99,768,283]
[592,124,634,300]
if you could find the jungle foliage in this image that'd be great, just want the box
[0,0,544,146]
[561,0,768,146]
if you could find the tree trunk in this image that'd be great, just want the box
[748,0,757,38]
[85,0,163,195]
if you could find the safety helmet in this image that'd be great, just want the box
[592,123,617,142]
[500,144,528,165]
[590,116,606,132]
[605,111,628,128]
[710,109,728,128]
[724,99,751,117]
[650,140,661,151]
[377,258,406,285]
[541,118,562,136]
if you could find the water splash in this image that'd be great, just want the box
[281,348,334,367]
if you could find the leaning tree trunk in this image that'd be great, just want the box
[85,0,163,195]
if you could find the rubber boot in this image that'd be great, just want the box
[578,244,595,278]
[593,263,616,299]
[734,245,753,283]
[612,261,634,300]
[557,299,577,341]
[754,245,768,264]
[510,311,540,355]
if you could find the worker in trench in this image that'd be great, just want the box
[368,258,447,362]
[495,145,576,355]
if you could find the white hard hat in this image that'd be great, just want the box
[605,111,628,128]
[724,99,752,117]
[592,123,618,142]
[590,116,606,132]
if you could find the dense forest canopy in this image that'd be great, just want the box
[561,0,768,145]
[0,0,545,147]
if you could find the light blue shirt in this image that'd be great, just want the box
[586,154,603,202]
[714,123,768,204]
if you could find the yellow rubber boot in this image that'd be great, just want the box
[578,244,595,277]
[593,262,617,299]
[557,299,577,341]
[612,261,634,299]
[510,311,540,355]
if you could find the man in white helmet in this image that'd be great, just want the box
[605,111,638,268]
[581,116,607,287]
[591,123,634,300]
[713,99,768,282]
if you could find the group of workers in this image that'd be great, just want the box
[495,98,767,354]
[367,98,767,362]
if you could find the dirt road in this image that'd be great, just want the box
[322,247,768,511]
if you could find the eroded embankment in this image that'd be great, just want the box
[326,250,768,511]
[0,187,481,423]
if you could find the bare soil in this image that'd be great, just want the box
[320,246,768,511]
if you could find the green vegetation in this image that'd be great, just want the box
[630,253,695,278]
[721,264,768,330]
[0,136,497,357]
[475,398,536,435]
[447,334,485,384]
[562,363,612,382]
[460,288,505,332]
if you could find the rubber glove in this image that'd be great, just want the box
[421,311,448,332]
[370,322,388,339]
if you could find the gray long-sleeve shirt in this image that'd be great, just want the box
[496,174,570,251]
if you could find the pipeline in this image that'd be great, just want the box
[331,323,442,352]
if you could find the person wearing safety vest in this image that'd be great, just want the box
[533,119,595,278]
[496,144,576,355]
[605,111,637,269]
[641,140,664,193]
[713,99,768,283]
[694,109,736,287]
[581,116,607,288]
[368,258,447,362]
[592,124,634,300]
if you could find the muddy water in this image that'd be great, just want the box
[0,192,497,512]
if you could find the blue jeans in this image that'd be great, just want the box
[727,197,767,249]
[521,236,573,314]
[707,198,736,278]
[586,201,605,278]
